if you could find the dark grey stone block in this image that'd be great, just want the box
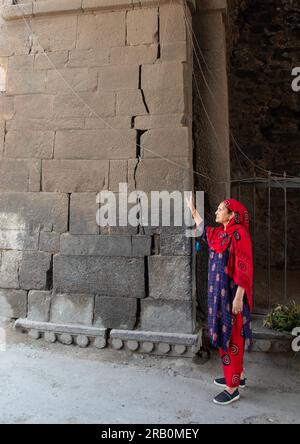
[19,252,52,290]
[94,296,137,329]
[0,289,27,319]
[28,290,51,322]
[53,254,145,297]
[160,233,192,256]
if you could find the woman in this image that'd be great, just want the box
[187,197,253,406]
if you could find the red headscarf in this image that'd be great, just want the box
[206,198,253,312]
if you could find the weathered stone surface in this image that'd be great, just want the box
[160,2,187,43]
[46,68,97,93]
[148,256,192,301]
[127,8,158,45]
[160,233,192,256]
[0,96,14,120]
[77,11,125,49]
[141,127,190,158]
[110,45,157,65]
[33,0,82,16]
[19,252,52,291]
[0,289,27,319]
[0,121,4,156]
[128,158,193,192]
[116,90,148,116]
[5,130,54,159]
[7,70,46,95]
[141,299,194,334]
[0,159,41,192]
[0,250,23,289]
[76,335,89,348]
[141,62,186,90]
[85,116,132,130]
[109,160,127,191]
[50,293,94,326]
[143,87,187,115]
[0,192,68,232]
[94,295,137,329]
[59,333,73,345]
[132,235,152,256]
[14,94,54,119]
[8,54,34,71]
[161,42,189,62]
[42,160,109,192]
[30,15,78,52]
[68,48,109,68]
[54,130,136,160]
[134,114,187,130]
[39,232,60,253]
[70,193,99,235]
[0,19,29,57]
[60,234,132,256]
[34,51,69,70]
[28,290,51,322]
[97,65,139,90]
[53,255,145,297]
[98,192,139,236]
[53,92,115,118]
[0,229,39,250]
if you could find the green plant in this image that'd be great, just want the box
[263,301,300,333]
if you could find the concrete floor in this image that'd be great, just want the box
[0,325,299,424]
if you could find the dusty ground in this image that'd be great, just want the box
[0,324,299,424]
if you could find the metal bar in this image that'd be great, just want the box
[284,172,287,303]
[267,172,272,310]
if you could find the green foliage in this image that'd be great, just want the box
[263,301,300,333]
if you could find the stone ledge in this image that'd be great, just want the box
[1,0,196,21]
[14,318,202,357]
[195,0,227,13]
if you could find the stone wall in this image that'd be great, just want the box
[0,0,201,355]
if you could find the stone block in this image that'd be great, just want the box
[85,116,132,130]
[0,289,27,320]
[0,192,68,232]
[141,62,186,89]
[50,293,94,326]
[132,235,152,256]
[0,96,14,120]
[5,130,54,159]
[128,158,193,192]
[148,256,192,301]
[161,42,189,62]
[8,54,34,71]
[0,251,23,289]
[109,160,127,191]
[42,159,109,192]
[98,192,139,236]
[127,8,158,45]
[54,130,136,160]
[46,68,98,93]
[0,121,4,156]
[134,114,188,130]
[77,12,125,49]
[141,299,194,334]
[116,90,148,116]
[68,48,109,68]
[28,290,51,322]
[7,70,46,95]
[0,229,39,250]
[53,92,115,118]
[94,295,137,329]
[0,20,29,57]
[110,45,157,65]
[160,233,192,256]
[143,87,187,115]
[30,15,78,52]
[60,234,132,256]
[70,193,99,235]
[98,65,139,90]
[39,232,60,253]
[19,251,52,291]
[34,51,69,70]
[6,117,85,132]
[141,127,190,158]
[53,254,145,297]
[0,159,41,192]
[159,3,187,43]
[33,0,82,15]
[14,94,54,119]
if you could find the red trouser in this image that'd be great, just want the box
[218,313,245,388]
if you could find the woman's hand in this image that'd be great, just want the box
[232,296,243,315]
[185,195,203,228]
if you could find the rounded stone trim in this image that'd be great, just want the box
[174,344,187,355]
[111,338,124,350]
[76,335,89,348]
[59,333,73,345]
[126,340,139,351]
[142,341,154,353]
[44,331,57,343]
[158,342,171,354]
[94,337,107,349]
[28,329,41,340]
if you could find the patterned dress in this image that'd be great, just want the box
[197,227,252,352]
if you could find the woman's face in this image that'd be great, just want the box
[215,202,234,225]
